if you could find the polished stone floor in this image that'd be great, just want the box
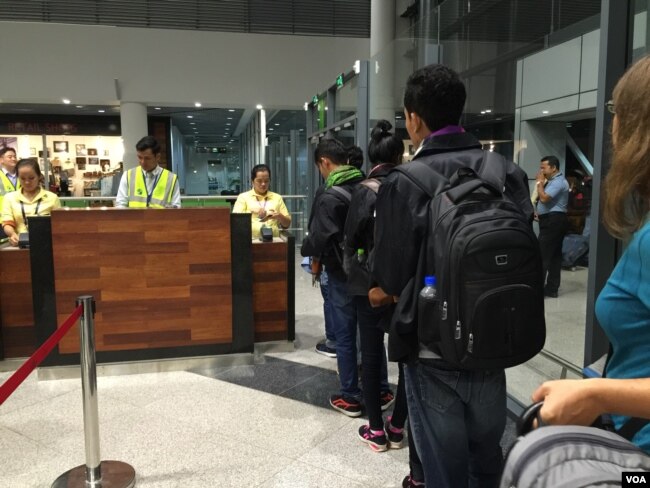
[0,256,522,487]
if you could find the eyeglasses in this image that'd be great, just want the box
[606,100,616,114]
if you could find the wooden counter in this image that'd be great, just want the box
[18,208,294,366]
[0,246,35,358]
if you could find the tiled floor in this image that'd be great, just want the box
[0,255,521,487]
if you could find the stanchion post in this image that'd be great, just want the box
[52,296,136,488]
[78,295,101,485]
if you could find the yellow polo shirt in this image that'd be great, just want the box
[1,188,61,234]
[232,189,291,238]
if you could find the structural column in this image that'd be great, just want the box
[120,102,148,171]
[370,0,396,124]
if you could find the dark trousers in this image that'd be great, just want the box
[538,212,569,293]
[354,296,391,429]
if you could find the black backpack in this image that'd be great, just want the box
[398,151,545,370]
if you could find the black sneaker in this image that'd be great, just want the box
[358,425,388,452]
[315,342,337,358]
[329,394,362,417]
[384,416,405,449]
[380,390,395,411]
[402,475,425,487]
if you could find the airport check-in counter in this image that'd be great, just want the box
[0,208,295,363]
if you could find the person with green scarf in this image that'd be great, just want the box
[301,137,365,417]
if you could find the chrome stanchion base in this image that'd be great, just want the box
[52,461,135,488]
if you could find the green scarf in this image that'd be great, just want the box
[325,165,364,188]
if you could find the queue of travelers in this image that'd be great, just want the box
[2,57,650,488]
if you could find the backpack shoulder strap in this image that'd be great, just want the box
[477,150,507,194]
[395,160,448,198]
[360,178,380,194]
[328,185,352,203]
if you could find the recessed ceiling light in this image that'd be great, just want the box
[274,123,280,126]
[98,109,105,113]
[62,98,71,104]
[269,128,274,131]
[187,115,193,119]
[256,104,263,110]
[227,117,233,120]
[194,102,202,107]
[76,105,84,108]
[190,122,196,125]
[228,109,235,112]
[485,109,492,113]
[542,110,549,114]
[154,107,162,110]
[226,123,231,126]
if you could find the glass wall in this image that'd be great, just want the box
[369,0,604,406]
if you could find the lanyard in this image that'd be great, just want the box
[257,195,268,210]
[143,169,162,207]
[20,199,41,231]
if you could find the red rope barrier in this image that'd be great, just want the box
[0,304,84,406]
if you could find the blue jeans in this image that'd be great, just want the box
[319,271,336,349]
[327,273,360,400]
[405,360,506,488]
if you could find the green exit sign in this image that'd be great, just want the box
[336,73,344,88]
[312,95,319,104]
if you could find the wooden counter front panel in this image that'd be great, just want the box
[0,249,35,357]
[51,209,233,353]
[252,241,288,341]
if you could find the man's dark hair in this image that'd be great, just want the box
[403,64,466,132]
[368,119,404,166]
[135,136,161,155]
[347,145,364,169]
[0,146,16,158]
[541,155,560,170]
[314,137,347,166]
[251,164,271,181]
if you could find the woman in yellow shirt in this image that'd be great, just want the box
[2,159,61,246]
[233,164,291,238]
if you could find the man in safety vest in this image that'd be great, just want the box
[115,136,181,208]
[0,147,19,210]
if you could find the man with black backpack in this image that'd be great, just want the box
[373,64,542,487]
[301,137,365,416]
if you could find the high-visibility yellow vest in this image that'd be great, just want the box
[0,171,20,210]
[125,167,177,208]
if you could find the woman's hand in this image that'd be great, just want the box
[532,379,603,426]
[8,233,19,247]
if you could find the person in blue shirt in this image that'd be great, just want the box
[535,155,570,297]
[532,54,650,453]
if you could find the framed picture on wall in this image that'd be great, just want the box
[89,157,99,165]
[87,148,98,156]
[76,157,86,165]
[53,141,69,153]
[76,144,87,156]
[30,147,37,156]
[100,159,110,171]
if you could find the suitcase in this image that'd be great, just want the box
[562,233,589,268]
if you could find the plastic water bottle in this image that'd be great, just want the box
[420,275,437,302]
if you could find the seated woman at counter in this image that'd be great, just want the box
[233,164,291,238]
[1,159,61,246]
